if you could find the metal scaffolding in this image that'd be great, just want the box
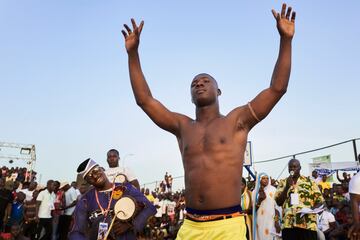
[0,142,36,180]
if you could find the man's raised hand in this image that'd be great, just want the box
[272,3,296,39]
[122,18,144,53]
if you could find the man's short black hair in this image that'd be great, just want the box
[107,149,119,156]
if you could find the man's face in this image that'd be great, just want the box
[322,175,327,181]
[29,182,37,191]
[312,171,318,178]
[288,160,301,177]
[190,74,220,107]
[32,190,39,199]
[53,182,60,192]
[47,181,55,192]
[85,166,107,188]
[16,192,25,202]
[107,151,119,168]
[336,185,343,194]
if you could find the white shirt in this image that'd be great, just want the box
[105,166,137,183]
[161,199,168,215]
[318,210,335,232]
[64,187,79,216]
[153,198,163,218]
[36,190,55,218]
[311,176,322,185]
[166,201,176,216]
[21,189,34,201]
[349,172,360,194]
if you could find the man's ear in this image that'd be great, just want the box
[218,88,222,96]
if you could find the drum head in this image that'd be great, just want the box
[114,196,136,221]
[114,174,127,184]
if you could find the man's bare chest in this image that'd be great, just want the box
[179,120,247,153]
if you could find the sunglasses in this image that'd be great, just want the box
[85,166,102,179]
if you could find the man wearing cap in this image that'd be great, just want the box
[69,158,156,240]
[105,149,140,190]
[58,182,78,240]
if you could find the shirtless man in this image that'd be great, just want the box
[122,3,296,239]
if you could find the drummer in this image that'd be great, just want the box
[69,158,156,240]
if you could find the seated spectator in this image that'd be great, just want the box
[335,202,351,225]
[328,212,353,240]
[317,206,336,239]
[333,184,346,203]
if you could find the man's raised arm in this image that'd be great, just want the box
[242,4,296,129]
[122,19,184,136]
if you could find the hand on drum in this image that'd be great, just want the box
[112,220,132,235]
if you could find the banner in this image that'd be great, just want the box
[312,155,333,180]
[309,161,360,176]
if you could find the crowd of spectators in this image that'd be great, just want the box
[139,168,359,240]
[0,162,359,240]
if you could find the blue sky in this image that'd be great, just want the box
[1,1,359,189]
